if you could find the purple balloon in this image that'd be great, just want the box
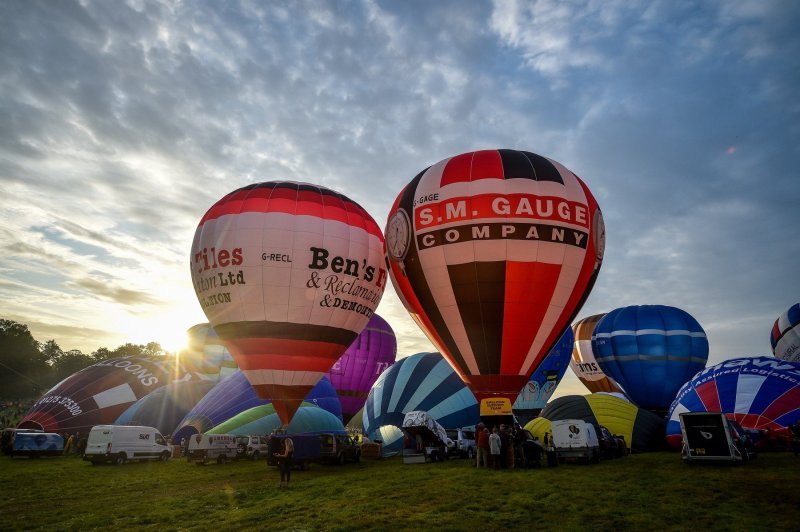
[326,314,397,423]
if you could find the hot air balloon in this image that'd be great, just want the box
[524,393,664,453]
[326,314,397,423]
[172,372,341,442]
[180,323,239,381]
[592,305,708,413]
[570,314,625,394]
[666,356,800,450]
[362,352,479,456]
[114,380,216,436]
[208,403,346,436]
[771,303,800,362]
[512,327,575,425]
[18,356,177,434]
[385,149,605,417]
[191,182,387,426]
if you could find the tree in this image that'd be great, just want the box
[52,349,95,383]
[40,339,64,365]
[0,319,50,398]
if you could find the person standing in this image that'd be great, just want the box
[489,427,502,470]
[276,437,294,489]
[476,424,489,468]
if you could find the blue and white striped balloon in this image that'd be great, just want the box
[362,352,479,456]
[771,303,800,362]
[592,305,709,411]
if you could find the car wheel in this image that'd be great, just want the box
[218,455,227,464]
[115,453,127,466]
[160,451,170,462]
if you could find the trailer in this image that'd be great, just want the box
[679,412,755,463]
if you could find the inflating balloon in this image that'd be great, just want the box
[362,352,479,456]
[191,182,387,426]
[326,314,397,423]
[771,303,800,362]
[386,149,605,416]
[666,356,800,449]
[114,380,215,436]
[180,323,238,381]
[592,305,708,412]
[525,393,664,453]
[172,372,341,442]
[19,356,177,434]
[208,403,346,436]
[570,314,625,394]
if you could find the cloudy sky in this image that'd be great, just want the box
[1,0,798,396]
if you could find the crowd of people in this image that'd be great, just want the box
[474,422,548,469]
[0,398,35,429]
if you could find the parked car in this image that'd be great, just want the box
[598,426,626,459]
[318,433,361,465]
[84,425,171,465]
[186,433,237,465]
[445,428,476,459]
[235,435,269,460]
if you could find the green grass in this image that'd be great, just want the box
[1,452,799,530]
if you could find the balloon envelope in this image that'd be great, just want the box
[525,393,664,453]
[362,352,479,457]
[771,303,800,362]
[570,314,625,394]
[180,323,239,381]
[385,149,604,415]
[512,327,575,425]
[208,403,346,436]
[666,356,800,449]
[114,380,216,436]
[593,305,708,411]
[19,356,177,435]
[326,314,397,423]
[172,371,341,442]
[191,181,387,426]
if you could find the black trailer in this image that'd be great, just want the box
[679,412,754,463]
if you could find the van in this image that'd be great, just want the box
[235,435,269,460]
[551,419,600,463]
[84,425,171,465]
[10,432,64,458]
[187,433,237,464]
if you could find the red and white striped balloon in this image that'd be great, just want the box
[191,182,387,425]
[385,149,604,416]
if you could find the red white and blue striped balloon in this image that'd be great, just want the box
[771,303,800,362]
[666,356,800,449]
[191,182,387,426]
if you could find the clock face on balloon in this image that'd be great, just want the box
[386,209,411,261]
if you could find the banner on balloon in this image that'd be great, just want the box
[480,398,513,416]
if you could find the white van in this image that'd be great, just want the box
[186,433,237,465]
[551,419,600,463]
[84,425,171,465]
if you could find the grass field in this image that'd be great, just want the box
[1,452,799,530]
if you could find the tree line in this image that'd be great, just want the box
[0,318,170,400]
